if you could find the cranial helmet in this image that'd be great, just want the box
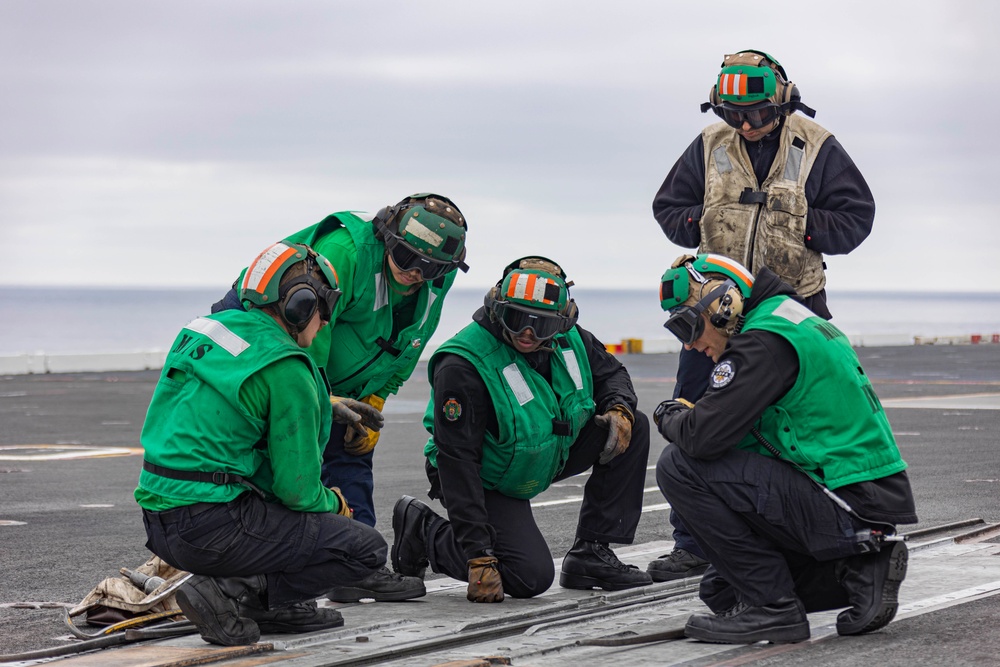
[484,256,579,343]
[373,193,469,281]
[659,254,754,342]
[240,241,341,335]
[701,49,816,122]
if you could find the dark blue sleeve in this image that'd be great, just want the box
[652,135,706,249]
[803,135,876,255]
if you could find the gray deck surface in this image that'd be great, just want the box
[2,344,999,666]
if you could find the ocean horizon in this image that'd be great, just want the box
[3,285,1000,357]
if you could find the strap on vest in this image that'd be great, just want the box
[552,419,572,436]
[143,459,265,498]
[376,336,401,357]
[739,188,768,205]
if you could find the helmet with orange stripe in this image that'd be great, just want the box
[700,50,815,129]
[484,256,579,345]
[659,254,754,342]
[240,241,341,336]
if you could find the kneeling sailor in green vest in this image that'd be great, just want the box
[391,256,653,602]
[137,242,395,646]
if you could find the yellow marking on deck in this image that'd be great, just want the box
[0,444,143,461]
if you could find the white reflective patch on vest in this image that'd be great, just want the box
[783,143,804,182]
[420,290,437,327]
[502,363,534,406]
[710,359,736,389]
[373,272,388,311]
[184,317,250,357]
[773,299,813,325]
[713,145,733,174]
[561,349,584,390]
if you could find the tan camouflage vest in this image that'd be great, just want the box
[699,114,830,297]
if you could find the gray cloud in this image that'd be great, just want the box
[1,0,998,292]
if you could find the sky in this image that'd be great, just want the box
[2,0,998,294]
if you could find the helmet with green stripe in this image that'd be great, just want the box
[373,193,469,280]
[484,256,579,343]
[240,241,341,334]
[659,254,754,341]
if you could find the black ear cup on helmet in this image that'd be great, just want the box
[561,299,579,332]
[280,283,319,328]
[707,282,745,331]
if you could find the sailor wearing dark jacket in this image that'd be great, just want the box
[390,256,652,603]
[652,253,916,644]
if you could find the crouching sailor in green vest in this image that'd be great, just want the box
[391,257,653,603]
[210,193,468,603]
[652,253,917,644]
[137,242,394,646]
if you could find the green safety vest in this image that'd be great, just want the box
[287,211,455,398]
[136,309,331,508]
[738,295,907,489]
[423,323,596,499]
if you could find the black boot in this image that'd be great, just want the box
[240,599,344,634]
[559,538,653,591]
[684,595,810,644]
[175,574,265,646]
[327,566,426,602]
[835,540,908,635]
[646,547,710,582]
[391,495,440,578]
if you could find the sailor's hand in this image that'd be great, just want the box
[330,395,384,430]
[466,556,504,603]
[653,398,694,434]
[594,405,634,465]
[342,395,386,455]
[329,486,353,518]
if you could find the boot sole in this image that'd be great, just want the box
[391,496,428,578]
[837,540,909,635]
[559,571,652,591]
[685,620,810,644]
[647,564,710,582]
[256,616,345,634]
[327,583,427,603]
[176,580,260,646]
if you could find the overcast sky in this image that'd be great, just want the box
[2,0,997,294]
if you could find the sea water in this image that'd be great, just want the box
[2,286,1000,356]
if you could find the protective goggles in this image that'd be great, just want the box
[385,235,457,281]
[662,282,731,344]
[494,302,566,341]
[663,306,707,345]
[283,278,341,326]
[711,100,782,130]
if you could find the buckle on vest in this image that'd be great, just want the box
[552,420,572,436]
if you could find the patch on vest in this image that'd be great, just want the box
[442,397,462,422]
[710,360,736,389]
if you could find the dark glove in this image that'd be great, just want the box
[342,395,386,455]
[652,398,694,432]
[329,486,353,519]
[466,556,504,603]
[330,395,384,456]
[594,405,634,465]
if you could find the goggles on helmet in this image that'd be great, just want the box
[385,235,458,281]
[494,302,566,341]
[711,100,782,130]
[662,282,731,344]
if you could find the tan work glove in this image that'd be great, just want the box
[343,394,386,456]
[594,405,634,465]
[329,486,353,519]
[466,556,504,603]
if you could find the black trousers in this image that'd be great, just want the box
[426,411,650,598]
[142,493,386,608]
[657,443,869,611]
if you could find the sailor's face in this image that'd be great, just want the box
[685,314,730,362]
